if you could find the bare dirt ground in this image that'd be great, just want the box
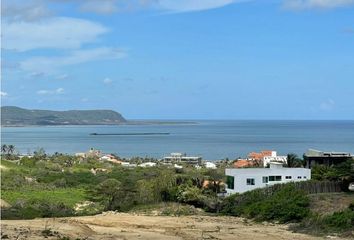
[0,212,339,240]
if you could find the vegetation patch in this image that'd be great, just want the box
[294,203,354,236]
[221,184,310,223]
[129,202,206,216]
[1,188,87,207]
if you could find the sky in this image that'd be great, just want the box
[1,0,354,120]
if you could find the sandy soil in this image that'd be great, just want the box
[0,212,336,240]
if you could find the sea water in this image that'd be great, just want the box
[1,120,354,160]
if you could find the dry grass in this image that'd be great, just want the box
[308,192,354,216]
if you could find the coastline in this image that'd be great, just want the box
[0,121,199,128]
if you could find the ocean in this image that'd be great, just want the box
[1,120,354,160]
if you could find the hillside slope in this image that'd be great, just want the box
[1,106,127,126]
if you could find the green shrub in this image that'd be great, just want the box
[297,206,354,236]
[221,184,310,223]
[1,200,74,219]
[160,204,201,216]
[323,208,354,232]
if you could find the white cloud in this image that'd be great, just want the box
[2,0,52,22]
[157,0,237,12]
[80,0,119,14]
[20,47,126,73]
[320,99,335,111]
[36,88,65,95]
[56,88,65,94]
[103,77,113,84]
[76,0,242,14]
[29,71,45,78]
[81,97,89,102]
[0,91,9,97]
[283,0,354,10]
[2,17,108,51]
[56,74,69,80]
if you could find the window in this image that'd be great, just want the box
[269,176,282,181]
[303,176,307,179]
[262,176,268,183]
[297,176,302,179]
[285,176,292,179]
[246,178,255,185]
[226,176,234,189]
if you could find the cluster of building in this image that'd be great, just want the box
[75,148,150,167]
[160,152,217,169]
[225,149,353,194]
[75,149,216,169]
[75,147,352,194]
[233,150,287,168]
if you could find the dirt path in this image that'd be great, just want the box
[0,212,334,240]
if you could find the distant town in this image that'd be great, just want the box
[15,147,354,195]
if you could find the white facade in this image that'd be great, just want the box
[225,163,311,194]
[161,153,202,165]
[262,155,287,167]
[204,161,217,169]
[139,162,157,167]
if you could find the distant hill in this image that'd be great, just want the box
[1,106,127,126]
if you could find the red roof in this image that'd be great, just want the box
[248,150,273,160]
[234,159,257,168]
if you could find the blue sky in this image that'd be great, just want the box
[1,0,354,120]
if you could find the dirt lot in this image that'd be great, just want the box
[1,212,338,240]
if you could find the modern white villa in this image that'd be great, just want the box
[247,150,287,167]
[225,162,311,194]
[161,152,202,165]
[262,152,287,167]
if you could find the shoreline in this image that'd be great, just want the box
[0,121,199,128]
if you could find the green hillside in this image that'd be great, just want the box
[1,106,127,126]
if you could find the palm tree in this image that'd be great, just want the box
[7,145,15,155]
[287,153,304,168]
[1,144,8,154]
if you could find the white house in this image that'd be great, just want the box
[225,163,311,194]
[247,150,287,167]
[161,153,202,165]
[262,154,288,167]
[139,162,157,167]
[204,161,217,169]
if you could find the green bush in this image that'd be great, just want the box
[297,206,354,236]
[1,200,74,219]
[221,184,310,223]
[323,208,354,232]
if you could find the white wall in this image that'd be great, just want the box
[263,155,287,167]
[225,166,311,194]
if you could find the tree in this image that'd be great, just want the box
[1,144,8,154]
[92,178,122,210]
[176,184,205,208]
[204,169,225,195]
[7,145,15,155]
[33,148,46,160]
[149,169,177,201]
[136,180,155,204]
[286,153,304,168]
